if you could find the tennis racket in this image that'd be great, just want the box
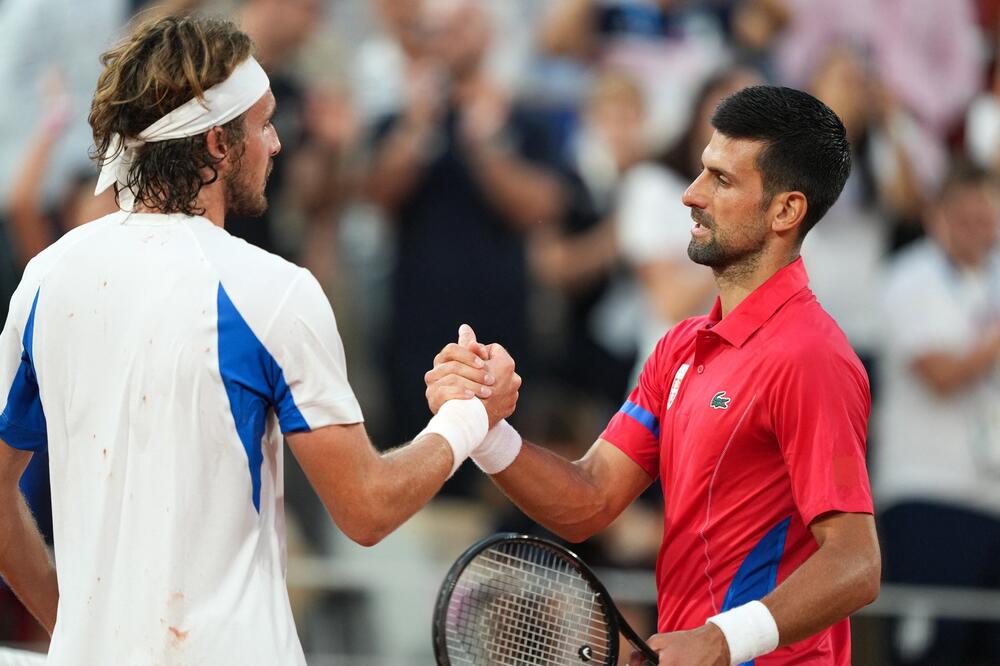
[433,532,659,665]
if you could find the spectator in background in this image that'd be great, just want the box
[727,0,791,78]
[364,0,567,495]
[233,0,357,267]
[538,0,730,150]
[774,0,983,141]
[0,0,123,324]
[7,74,116,268]
[528,68,646,408]
[967,24,1000,177]
[616,65,760,388]
[352,0,427,125]
[876,163,1000,665]
[802,45,940,386]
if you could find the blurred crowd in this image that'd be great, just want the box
[1,0,1000,663]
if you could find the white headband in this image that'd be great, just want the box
[95,56,270,210]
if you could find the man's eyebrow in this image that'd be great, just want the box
[706,165,736,181]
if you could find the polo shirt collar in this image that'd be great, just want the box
[706,257,810,348]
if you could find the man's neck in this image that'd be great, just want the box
[714,250,799,317]
[133,186,226,228]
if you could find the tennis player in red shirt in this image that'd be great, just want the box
[426,85,880,666]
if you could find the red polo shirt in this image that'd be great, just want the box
[601,258,873,665]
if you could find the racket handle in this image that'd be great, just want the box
[634,642,659,664]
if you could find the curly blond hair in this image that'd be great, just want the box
[89,14,254,215]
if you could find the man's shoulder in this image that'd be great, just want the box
[22,212,121,282]
[192,221,314,331]
[767,292,866,377]
[195,219,302,282]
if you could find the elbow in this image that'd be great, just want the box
[545,504,614,544]
[860,558,882,608]
[554,525,597,544]
[851,548,882,610]
[347,529,385,548]
[326,502,394,548]
[340,520,391,548]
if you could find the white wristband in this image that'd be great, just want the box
[470,419,522,474]
[706,600,779,665]
[416,399,489,477]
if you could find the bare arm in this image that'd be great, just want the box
[911,327,1000,397]
[0,443,58,635]
[636,258,717,324]
[8,125,62,267]
[290,336,519,547]
[464,138,566,231]
[425,330,650,540]
[538,0,597,58]
[364,119,437,215]
[472,435,651,542]
[530,220,618,293]
[874,106,927,220]
[364,62,443,215]
[286,424,456,546]
[640,512,880,665]
[763,512,880,645]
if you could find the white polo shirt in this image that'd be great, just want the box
[875,239,1000,517]
[0,211,363,665]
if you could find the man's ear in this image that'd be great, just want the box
[205,126,229,162]
[770,190,808,236]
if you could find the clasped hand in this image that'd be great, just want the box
[424,324,520,428]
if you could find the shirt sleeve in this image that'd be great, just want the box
[600,334,669,478]
[770,347,874,526]
[263,270,363,432]
[0,283,46,452]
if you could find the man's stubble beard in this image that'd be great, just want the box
[686,208,768,276]
[224,156,270,218]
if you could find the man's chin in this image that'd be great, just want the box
[230,195,268,218]
[687,239,719,267]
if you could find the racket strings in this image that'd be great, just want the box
[444,541,613,665]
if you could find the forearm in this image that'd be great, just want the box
[363,434,456,542]
[878,120,925,219]
[913,333,1000,396]
[312,432,453,546]
[641,261,717,323]
[762,516,880,646]
[466,142,565,229]
[531,221,617,291]
[9,133,59,264]
[0,491,58,635]
[290,145,355,219]
[364,123,434,213]
[490,440,620,542]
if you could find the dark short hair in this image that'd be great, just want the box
[711,85,851,239]
[935,160,995,203]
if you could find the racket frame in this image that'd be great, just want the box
[433,532,659,665]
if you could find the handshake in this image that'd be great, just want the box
[418,324,523,477]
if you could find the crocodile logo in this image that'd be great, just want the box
[710,391,731,410]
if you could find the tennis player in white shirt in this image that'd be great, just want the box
[0,14,518,665]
